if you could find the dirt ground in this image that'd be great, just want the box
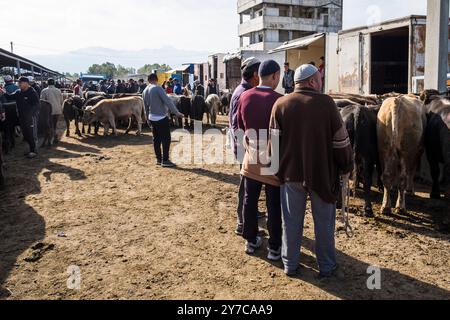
[0,116,449,300]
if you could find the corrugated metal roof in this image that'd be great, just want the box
[269,33,325,54]
[0,47,61,76]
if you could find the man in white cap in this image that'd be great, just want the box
[3,75,19,96]
[269,64,353,278]
[229,57,263,236]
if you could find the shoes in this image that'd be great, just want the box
[245,236,263,255]
[26,152,38,159]
[161,160,176,168]
[267,247,282,261]
[235,224,243,236]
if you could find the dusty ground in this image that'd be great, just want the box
[0,116,449,300]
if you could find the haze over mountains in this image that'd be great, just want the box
[28,46,214,74]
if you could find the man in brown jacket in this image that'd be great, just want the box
[269,64,353,278]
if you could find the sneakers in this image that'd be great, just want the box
[26,152,38,159]
[161,160,176,168]
[317,265,343,280]
[245,236,263,255]
[284,268,299,278]
[267,247,282,261]
[235,224,243,236]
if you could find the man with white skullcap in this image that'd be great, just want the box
[269,64,353,278]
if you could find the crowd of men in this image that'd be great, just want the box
[0,75,63,159]
[70,78,148,96]
[227,57,352,278]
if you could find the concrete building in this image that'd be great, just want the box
[238,0,343,50]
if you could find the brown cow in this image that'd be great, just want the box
[377,95,427,215]
[83,96,146,136]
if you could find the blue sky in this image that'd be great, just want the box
[0,0,428,56]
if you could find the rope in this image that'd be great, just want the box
[341,173,354,238]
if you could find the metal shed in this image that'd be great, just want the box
[337,15,450,95]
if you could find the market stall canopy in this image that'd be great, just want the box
[0,47,62,77]
[269,33,325,54]
[166,65,190,74]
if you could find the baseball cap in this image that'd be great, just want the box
[18,76,30,83]
[4,75,13,82]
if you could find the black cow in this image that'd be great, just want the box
[220,92,232,115]
[0,129,4,188]
[341,104,382,216]
[63,96,85,137]
[38,100,54,147]
[190,95,207,128]
[421,90,450,199]
[177,96,192,129]
[0,100,20,153]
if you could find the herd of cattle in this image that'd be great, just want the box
[334,90,449,217]
[0,88,448,222]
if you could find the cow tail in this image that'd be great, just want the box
[391,98,401,151]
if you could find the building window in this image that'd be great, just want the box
[220,73,224,79]
[279,30,290,42]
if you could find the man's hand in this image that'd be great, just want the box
[175,112,184,118]
[0,112,5,122]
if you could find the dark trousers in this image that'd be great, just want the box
[150,117,171,162]
[19,113,38,153]
[285,88,294,94]
[242,176,282,250]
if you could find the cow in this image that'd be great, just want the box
[83,95,108,135]
[0,130,4,188]
[0,101,20,153]
[178,96,192,129]
[377,95,427,215]
[84,91,106,101]
[190,95,207,127]
[38,100,55,147]
[220,92,232,115]
[330,93,380,106]
[205,94,221,127]
[341,104,382,216]
[82,97,146,136]
[63,96,85,137]
[334,99,358,109]
[420,90,450,199]
[168,95,183,128]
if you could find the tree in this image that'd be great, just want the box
[87,62,117,78]
[137,63,171,74]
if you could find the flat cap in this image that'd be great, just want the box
[241,57,261,71]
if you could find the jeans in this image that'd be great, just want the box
[150,117,171,162]
[281,183,337,274]
[19,113,38,153]
[243,177,282,250]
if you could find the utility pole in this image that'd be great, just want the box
[424,0,449,92]
[10,41,13,53]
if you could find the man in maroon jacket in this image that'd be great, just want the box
[237,60,283,260]
[270,64,353,278]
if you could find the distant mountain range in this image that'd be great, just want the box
[29,46,213,74]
